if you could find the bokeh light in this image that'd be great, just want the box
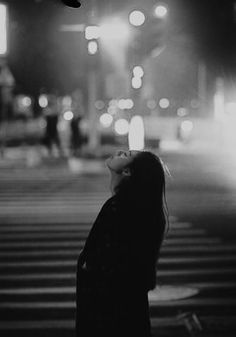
[88,40,98,55]
[63,110,74,121]
[129,10,146,27]
[38,95,48,108]
[154,4,168,18]
[159,98,170,109]
[132,77,142,89]
[133,66,144,78]
[100,113,113,127]
[114,118,129,135]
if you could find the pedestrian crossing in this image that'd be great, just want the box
[0,168,236,336]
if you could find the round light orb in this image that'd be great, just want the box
[126,99,134,109]
[154,5,168,18]
[129,10,146,27]
[133,65,144,78]
[181,120,193,133]
[159,98,170,109]
[132,76,142,89]
[38,95,48,108]
[114,118,129,135]
[88,40,98,55]
[118,99,127,110]
[63,110,74,121]
[100,113,113,128]
[22,96,32,107]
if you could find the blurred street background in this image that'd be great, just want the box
[1,0,236,336]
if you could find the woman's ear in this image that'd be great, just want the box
[122,167,131,177]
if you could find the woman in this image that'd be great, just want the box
[76,149,169,337]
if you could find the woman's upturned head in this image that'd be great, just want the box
[106,149,167,206]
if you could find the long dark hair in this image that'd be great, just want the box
[115,151,169,233]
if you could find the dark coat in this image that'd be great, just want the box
[76,195,165,337]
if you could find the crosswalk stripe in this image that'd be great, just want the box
[0,223,195,232]
[1,298,236,309]
[0,229,206,239]
[0,268,235,281]
[0,316,235,330]
[0,244,235,257]
[0,238,221,248]
[1,255,236,268]
[1,281,236,295]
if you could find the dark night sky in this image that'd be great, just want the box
[3,0,236,97]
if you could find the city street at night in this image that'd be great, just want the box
[0,143,236,336]
[1,0,236,336]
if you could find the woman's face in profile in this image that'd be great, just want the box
[106,150,140,173]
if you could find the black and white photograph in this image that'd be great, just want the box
[0,0,236,336]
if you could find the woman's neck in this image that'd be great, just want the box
[109,171,123,195]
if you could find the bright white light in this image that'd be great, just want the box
[154,5,168,18]
[39,95,48,108]
[100,18,130,42]
[126,99,134,109]
[118,99,127,110]
[133,66,144,78]
[114,119,129,135]
[63,110,74,121]
[181,120,193,133]
[0,4,7,55]
[88,40,98,55]
[129,10,146,27]
[118,99,134,110]
[128,115,145,150]
[85,25,100,40]
[132,76,142,89]
[159,98,170,108]
[22,96,32,107]
[100,113,113,127]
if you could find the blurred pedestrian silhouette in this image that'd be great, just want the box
[42,94,62,157]
[70,90,84,157]
[76,150,169,337]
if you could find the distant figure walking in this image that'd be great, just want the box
[43,95,62,157]
[70,90,84,157]
[70,110,83,157]
[76,149,169,337]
